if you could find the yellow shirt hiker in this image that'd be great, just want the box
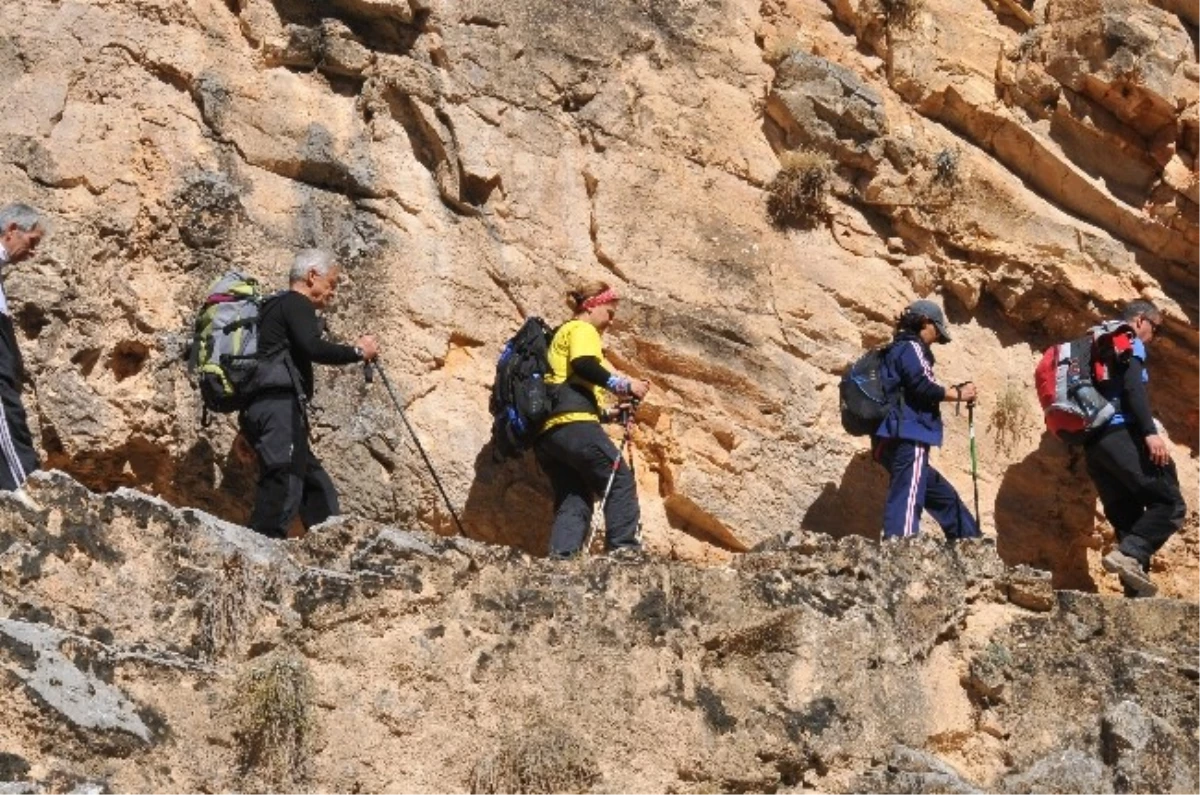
[532,283,651,560]
[542,319,613,431]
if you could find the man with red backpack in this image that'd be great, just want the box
[1086,300,1185,597]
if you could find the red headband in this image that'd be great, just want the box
[581,288,618,311]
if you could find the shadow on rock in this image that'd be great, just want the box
[46,435,257,528]
[995,433,1099,590]
[801,449,886,541]
[461,442,554,557]
[173,436,257,524]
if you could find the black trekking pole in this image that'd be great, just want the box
[583,400,638,556]
[366,361,466,536]
[968,399,980,527]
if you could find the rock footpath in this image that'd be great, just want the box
[0,471,1195,792]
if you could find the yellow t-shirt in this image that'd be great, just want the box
[542,319,611,431]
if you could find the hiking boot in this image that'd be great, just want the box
[607,546,645,564]
[1102,549,1157,598]
[3,488,41,513]
[946,534,994,546]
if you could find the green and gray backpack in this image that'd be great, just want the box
[189,272,285,418]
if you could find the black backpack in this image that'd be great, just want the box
[489,317,556,460]
[839,344,900,437]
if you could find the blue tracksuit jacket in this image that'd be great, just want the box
[875,332,948,446]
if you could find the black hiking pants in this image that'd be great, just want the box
[535,421,640,558]
[239,393,339,538]
[1085,424,1185,568]
[0,315,38,491]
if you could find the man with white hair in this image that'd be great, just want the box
[239,248,378,538]
[0,203,44,510]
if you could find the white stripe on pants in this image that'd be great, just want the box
[0,390,28,489]
[902,444,925,537]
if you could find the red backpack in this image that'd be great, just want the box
[1034,320,1135,444]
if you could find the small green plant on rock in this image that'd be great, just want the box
[230,652,317,790]
[766,148,833,229]
[469,720,601,794]
[933,148,961,186]
[989,380,1036,455]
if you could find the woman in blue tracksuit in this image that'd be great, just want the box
[873,300,981,540]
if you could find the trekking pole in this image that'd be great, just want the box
[366,361,466,536]
[968,399,980,526]
[583,400,638,556]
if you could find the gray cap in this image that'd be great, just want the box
[906,299,952,342]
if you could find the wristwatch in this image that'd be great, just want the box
[354,346,365,361]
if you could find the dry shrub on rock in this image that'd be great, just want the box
[989,380,1037,455]
[933,148,961,186]
[198,553,261,658]
[229,652,318,790]
[766,148,833,228]
[469,721,601,794]
[879,0,925,29]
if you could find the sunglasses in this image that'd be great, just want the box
[1141,315,1162,334]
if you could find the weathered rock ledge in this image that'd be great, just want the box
[1,471,1196,793]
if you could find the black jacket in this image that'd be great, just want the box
[256,291,361,399]
[0,313,25,390]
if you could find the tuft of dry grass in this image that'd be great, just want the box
[766,148,833,228]
[988,380,1036,455]
[229,652,318,791]
[879,0,925,29]
[469,721,601,794]
[198,553,260,658]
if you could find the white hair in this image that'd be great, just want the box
[0,203,42,233]
[289,248,337,283]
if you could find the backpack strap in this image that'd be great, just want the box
[881,341,905,438]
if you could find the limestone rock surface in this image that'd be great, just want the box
[0,0,1195,598]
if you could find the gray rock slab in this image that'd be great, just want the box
[0,619,149,742]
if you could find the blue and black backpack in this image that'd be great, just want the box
[839,344,901,437]
[489,317,556,460]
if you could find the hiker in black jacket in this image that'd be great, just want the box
[1087,300,1184,597]
[240,248,378,538]
[0,203,44,511]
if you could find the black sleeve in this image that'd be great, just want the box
[282,294,361,365]
[1122,357,1156,437]
[570,355,614,388]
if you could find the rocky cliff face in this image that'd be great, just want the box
[0,0,1196,587]
[1,473,1196,793]
[0,2,1197,787]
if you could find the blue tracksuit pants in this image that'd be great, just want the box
[875,438,980,540]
